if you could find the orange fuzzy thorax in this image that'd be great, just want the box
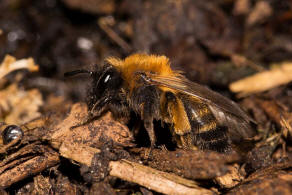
[106,54,177,86]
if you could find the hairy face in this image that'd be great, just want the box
[87,65,123,111]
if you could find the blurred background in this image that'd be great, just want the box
[1,0,292,100]
[1,1,292,193]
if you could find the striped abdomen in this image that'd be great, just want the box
[182,97,231,153]
[161,91,231,153]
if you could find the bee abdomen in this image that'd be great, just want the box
[183,98,231,152]
[196,126,230,152]
[197,125,227,141]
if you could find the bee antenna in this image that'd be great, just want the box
[64,69,92,77]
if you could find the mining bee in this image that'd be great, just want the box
[65,54,255,153]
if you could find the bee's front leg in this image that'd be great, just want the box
[132,85,160,148]
[70,102,107,129]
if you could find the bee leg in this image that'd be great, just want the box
[179,134,195,150]
[108,101,130,123]
[162,91,193,148]
[70,116,92,129]
[132,120,142,139]
[71,96,112,130]
[144,119,156,149]
[70,105,105,129]
[132,85,159,155]
[142,119,155,159]
[141,89,158,149]
[143,103,157,159]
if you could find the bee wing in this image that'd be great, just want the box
[144,74,256,140]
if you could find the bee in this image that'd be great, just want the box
[65,54,255,153]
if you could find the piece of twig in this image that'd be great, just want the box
[98,17,132,53]
[109,160,214,195]
[59,142,101,166]
[56,141,214,195]
[57,142,214,194]
[0,143,42,168]
[229,62,292,97]
[0,148,59,189]
[0,156,32,175]
[0,137,21,154]
[230,54,265,72]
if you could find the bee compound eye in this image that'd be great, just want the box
[2,125,24,145]
[104,74,111,83]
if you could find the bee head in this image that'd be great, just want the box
[88,65,123,111]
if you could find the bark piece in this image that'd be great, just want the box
[228,167,292,195]
[0,147,59,189]
[59,141,101,166]
[135,148,241,180]
[48,103,134,150]
[62,0,115,14]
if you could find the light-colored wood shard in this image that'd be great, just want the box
[229,62,292,97]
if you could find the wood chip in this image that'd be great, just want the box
[215,164,244,188]
[59,142,101,166]
[109,160,214,195]
[0,55,39,80]
[246,1,273,26]
[229,62,292,97]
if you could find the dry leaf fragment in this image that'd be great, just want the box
[33,175,53,195]
[0,55,39,80]
[246,1,273,26]
[233,0,250,15]
[215,164,244,188]
[229,62,292,97]
[0,84,43,125]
